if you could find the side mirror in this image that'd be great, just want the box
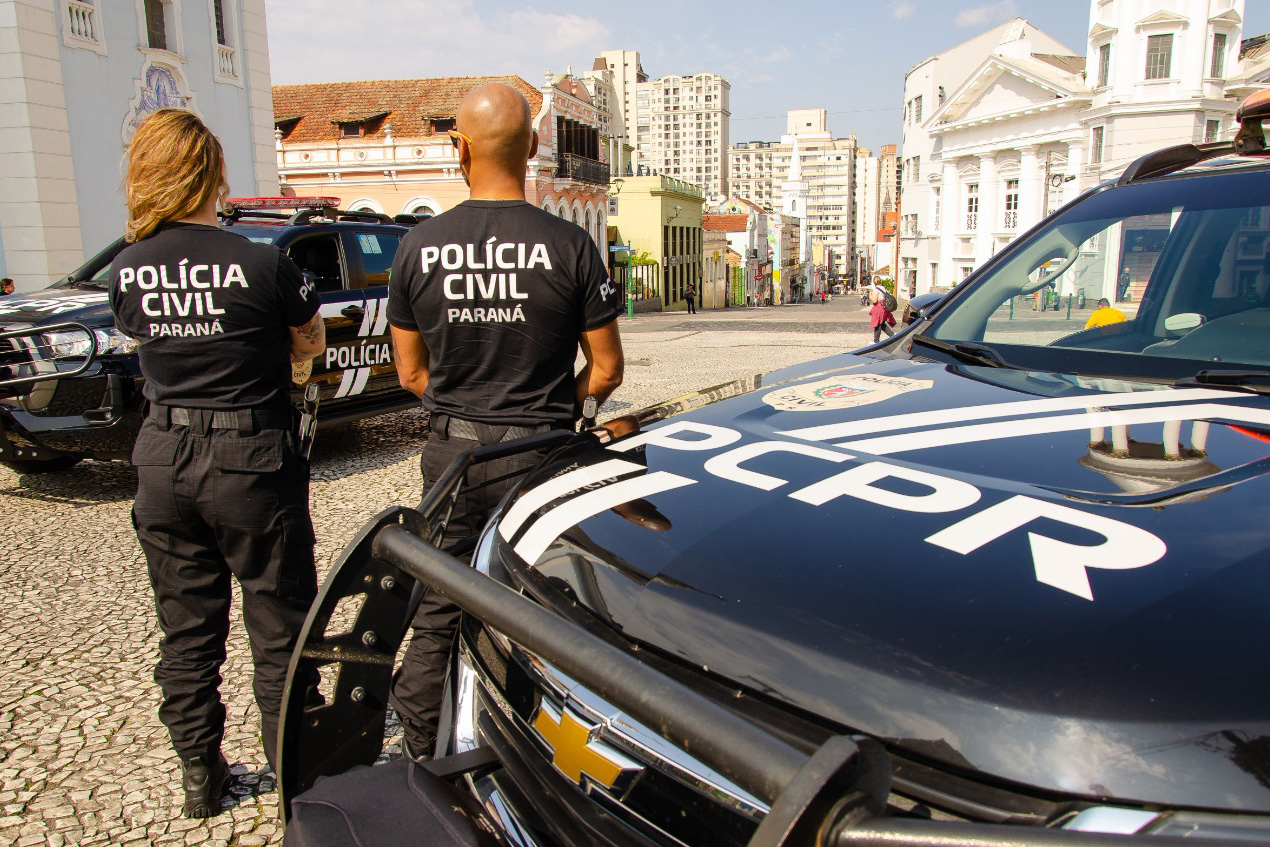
[903,291,945,325]
[1163,312,1204,336]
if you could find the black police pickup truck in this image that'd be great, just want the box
[0,198,418,473]
[278,91,1270,847]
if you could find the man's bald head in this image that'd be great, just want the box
[456,84,535,175]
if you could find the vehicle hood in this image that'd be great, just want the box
[495,355,1270,813]
[0,286,112,328]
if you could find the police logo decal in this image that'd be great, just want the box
[763,374,933,412]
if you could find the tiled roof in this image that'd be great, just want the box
[1243,33,1269,61]
[1031,53,1085,74]
[272,76,543,144]
[702,214,749,232]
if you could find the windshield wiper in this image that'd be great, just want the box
[1175,369,1270,395]
[910,336,1016,369]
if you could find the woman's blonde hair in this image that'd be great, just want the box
[124,109,229,242]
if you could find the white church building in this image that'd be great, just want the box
[898,0,1270,301]
[0,0,278,291]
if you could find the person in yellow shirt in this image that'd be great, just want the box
[1085,298,1126,329]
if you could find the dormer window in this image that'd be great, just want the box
[332,112,388,139]
[274,116,301,140]
[431,118,456,135]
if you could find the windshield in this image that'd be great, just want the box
[922,168,1270,380]
[71,228,274,288]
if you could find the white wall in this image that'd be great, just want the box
[0,0,276,289]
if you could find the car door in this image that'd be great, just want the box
[282,230,376,403]
[337,228,403,398]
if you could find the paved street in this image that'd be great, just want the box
[0,300,874,846]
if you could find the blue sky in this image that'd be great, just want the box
[267,0,1270,153]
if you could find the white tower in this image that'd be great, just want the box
[780,136,810,263]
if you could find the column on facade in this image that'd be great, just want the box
[1018,146,1041,232]
[0,0,85,290]
[1063,139,1084,206]
[938,158,958,281]
[975,152,999,262]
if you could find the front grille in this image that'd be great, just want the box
[461,625,760,847]
[459,611,1119,847]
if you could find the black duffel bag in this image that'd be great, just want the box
[284,758,500,847]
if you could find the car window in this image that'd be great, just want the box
[924,169,1270,377]
[287,234,345,294]
[353,233,400,285]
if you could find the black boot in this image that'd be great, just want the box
[401,733,433,764]
[181,753,229,818]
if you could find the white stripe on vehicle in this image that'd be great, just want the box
[349,367,371,395]
[371,296,389,336]
[333,367,356,398]
[358,298,378,337]
[513,472,697,565]
[499,458,646,541]
[839,403,1270,456]
[779,387,1238,443]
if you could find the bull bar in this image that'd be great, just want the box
[278,431,1235,847]
[0,322,98,391]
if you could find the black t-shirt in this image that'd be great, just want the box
[388,200,621,427]
[109,223,318,410]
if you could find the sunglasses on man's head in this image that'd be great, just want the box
[448,129,472,149]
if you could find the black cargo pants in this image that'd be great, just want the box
[131,407,316,770]
[389,416,557,757]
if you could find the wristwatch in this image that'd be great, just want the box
[580,395,598,430]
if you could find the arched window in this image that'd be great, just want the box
[401,197,441,217]
[347,198,384,215]
[542,198,557,217]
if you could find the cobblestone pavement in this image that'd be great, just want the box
[0,303,872,846]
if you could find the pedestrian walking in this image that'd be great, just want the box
[1118,266,1132,302]
[685,282,697,314]
[870,284,897,342]
[386,83,624,763]
[108,110,326,817]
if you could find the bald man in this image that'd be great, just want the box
[386,83,624,760]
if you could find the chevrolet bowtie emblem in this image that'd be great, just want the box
[532,702,630,790]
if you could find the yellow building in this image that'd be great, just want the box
[608,175,703,312]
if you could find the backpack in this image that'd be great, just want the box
[881,290,897,312]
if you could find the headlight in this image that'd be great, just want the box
[41,328,136,358]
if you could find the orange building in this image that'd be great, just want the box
[272,73,612,250]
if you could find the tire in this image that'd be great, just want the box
[1,454,83,474]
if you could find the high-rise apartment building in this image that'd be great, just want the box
[728,142,776,207]
[728,110,859,277]
[634,72,731,198]
[592,50,647,153]
[591,51,731,199]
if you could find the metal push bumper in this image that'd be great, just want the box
[277,433,1239,847]
[0,322,141,461]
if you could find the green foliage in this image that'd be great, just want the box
[874,278,894,292]
[630,250,658,267]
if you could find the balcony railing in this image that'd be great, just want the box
[217,44,237,79]
[67,0,98,42]
[556,153,610,186]
[965,212,978,231]
[1003,209,1018,229]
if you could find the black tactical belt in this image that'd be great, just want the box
[431,414,556,444]
[150,404,293,433]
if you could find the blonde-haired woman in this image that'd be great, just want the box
[108,109,325,817]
